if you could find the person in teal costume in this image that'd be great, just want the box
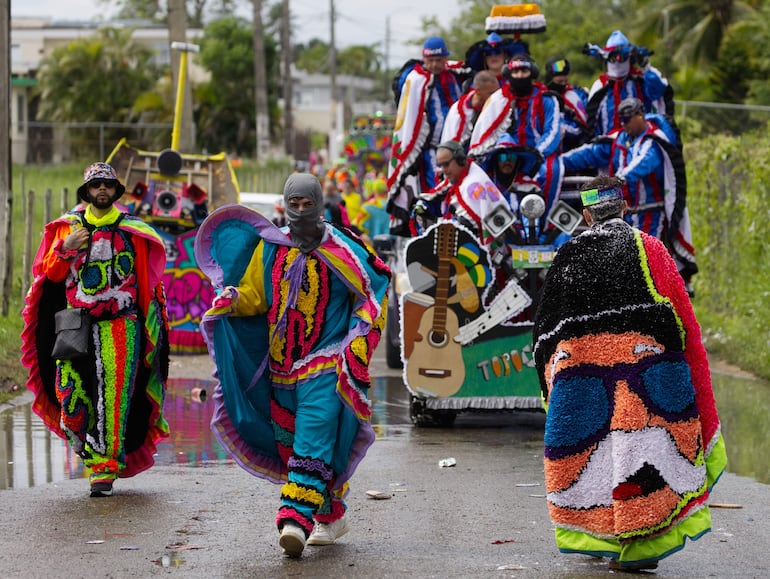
[196,173,390,557]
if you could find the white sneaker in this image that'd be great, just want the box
[306,517,350,546]
[279,522,306,557]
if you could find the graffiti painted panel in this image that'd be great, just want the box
[155,227,215,354]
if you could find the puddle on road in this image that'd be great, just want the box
[0,374,412,490]
[2,370,768,489]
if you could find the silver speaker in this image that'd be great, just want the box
[547,200,583,235]
[483,204,516,238]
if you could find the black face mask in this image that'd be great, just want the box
[283,174,326,253]
[547,81,566,94]
[509,77,533,97]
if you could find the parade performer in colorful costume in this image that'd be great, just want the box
[533,176,726,572]
[468,56,563,224]
[543,56,589,152]
[412,141,514,249]
[387,36,464,236]
[562,97,696,285]
[440,70,499,151]
[353,176,391,243]
[196,173,390,557]
[583,30,673,138]
[464,32,529,84]
[21,162,170,497]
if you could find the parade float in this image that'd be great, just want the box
[107,42,239,354]
[398,4,568,425]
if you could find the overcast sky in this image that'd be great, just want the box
[14,0,463,66]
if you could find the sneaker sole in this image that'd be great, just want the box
[279,533,305,557]
[89,489,113,498]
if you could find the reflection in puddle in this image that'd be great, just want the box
[0,375,412,490]
[3,369,768,489]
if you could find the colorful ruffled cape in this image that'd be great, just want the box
[195,206,390,491]
[21,207,170,478]
[533,219,726,566]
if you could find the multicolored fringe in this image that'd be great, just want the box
[197,206,391,496]
[21,210,170,479]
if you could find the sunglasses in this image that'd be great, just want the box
[437,160,453,169]
[619,115,633,125]
[607,50,629,63]
[497,152,517,162]
[484,48,503,56]
[88,179,118,189]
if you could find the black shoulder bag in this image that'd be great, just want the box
[51,308,92,359]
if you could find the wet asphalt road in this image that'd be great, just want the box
[0,352,768,578]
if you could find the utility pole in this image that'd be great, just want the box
[384,15,391,102]
[168,0,195,152]
[253,0,270,159]
[329,0,337,159]
[0,0,12,315]
[282,0,293,156]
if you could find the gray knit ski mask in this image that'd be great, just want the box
[283,173,326,253]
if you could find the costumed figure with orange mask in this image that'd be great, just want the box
[533,175,726,572]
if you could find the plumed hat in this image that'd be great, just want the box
[465,33,530,72]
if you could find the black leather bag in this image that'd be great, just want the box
[52,308,92,359]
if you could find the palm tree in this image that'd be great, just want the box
[37,27,158,123]
[634,0,761,67]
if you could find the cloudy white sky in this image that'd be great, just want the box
[13,0,463,65]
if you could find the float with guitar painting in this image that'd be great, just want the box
[400,219,546,425]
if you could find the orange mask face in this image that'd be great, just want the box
[543,332,706,538]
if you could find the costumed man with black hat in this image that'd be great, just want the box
[561,97,696,291]
[464,32,529,85]
[468,55,564,231]
[21,162,170,498]
[387,36,465,236]
[543,56,590,152]
[196,173,391,558]
[533,174,726,572]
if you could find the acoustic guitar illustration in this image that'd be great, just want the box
[406,222,466,397]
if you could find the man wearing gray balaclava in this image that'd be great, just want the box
[196,172,391,558]
[283,173,326,252]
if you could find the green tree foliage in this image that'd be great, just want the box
[686,132,770,380]
[294,40,383,79]
[195,16,281,156]
[36,27,159,144]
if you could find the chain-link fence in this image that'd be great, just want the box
[676,100,770,141]
[20,121,175,164]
